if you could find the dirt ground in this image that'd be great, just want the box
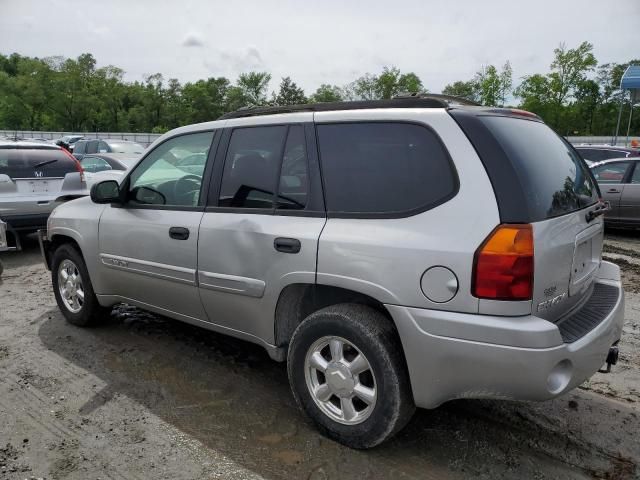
[0,231,639,480]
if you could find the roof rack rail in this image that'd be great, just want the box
[218,94,480,120]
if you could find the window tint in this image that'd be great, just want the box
[479,117,598,219]
[74,141,86,154]
[107,141,145,154]
[631,164,640,184]
[218,126,287,209]
[0,148,78,178]
[97,141,109,153]
[277,126,308,210]
[129,131,214,207]
[86,140,99,154]
[317,122,456,215]
[592,162,630,184]
[81,156,112,173]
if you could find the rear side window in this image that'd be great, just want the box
[479,116,598,220]
[217,125,311,211]
[316,122,457,215]
[0,148,78,178]
[591,162,630,184]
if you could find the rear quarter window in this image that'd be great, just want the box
[478,116,598,220]
[316,122,457,216]
[0,148,78,178]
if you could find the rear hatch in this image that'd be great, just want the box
[0,146,81,197]
[451,109,603,321]
[0,146,85,218]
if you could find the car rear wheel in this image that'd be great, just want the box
[51,244,110,326]
[287,303,415,449]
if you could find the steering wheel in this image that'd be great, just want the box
[172,174,202,205]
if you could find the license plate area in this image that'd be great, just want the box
[16,179,62,194]
[569,225,602,297]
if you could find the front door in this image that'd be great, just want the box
[98,130,217,321]
[197,119,326,344]
[619,162,640,225]
[591,161,631,222]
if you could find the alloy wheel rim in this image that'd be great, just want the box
[304,336,377,425]
[57,259,85,314]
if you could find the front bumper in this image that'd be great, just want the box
[387,261,625,409]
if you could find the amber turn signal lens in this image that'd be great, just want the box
[472,224,534,301]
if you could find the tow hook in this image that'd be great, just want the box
[598,345,619,374]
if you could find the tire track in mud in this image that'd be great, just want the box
[0,374,138,480]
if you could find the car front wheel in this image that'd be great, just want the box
[51,244,110,326]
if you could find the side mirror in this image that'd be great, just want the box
[90,180,121,204]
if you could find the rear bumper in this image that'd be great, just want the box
[387,261,625,409]
[1,212,52,230]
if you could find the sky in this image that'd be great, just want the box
[1,0,639,95]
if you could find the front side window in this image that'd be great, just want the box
[591,162,630,184]
[317,122,457,215]
[81,156,112,173]
[128,131,214,207]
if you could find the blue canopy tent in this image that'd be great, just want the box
[614,65,640,146]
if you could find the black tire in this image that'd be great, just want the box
[51,243,110,327]
[0,259,3,277]
[287,303,415,449]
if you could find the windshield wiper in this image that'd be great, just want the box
[32,159,58,169]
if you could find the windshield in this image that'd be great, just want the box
[108,142,145,154]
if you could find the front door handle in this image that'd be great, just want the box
[274,237,301,254]
[607,188,621,193]
[169,226,190,240]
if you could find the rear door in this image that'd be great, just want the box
[619,162,640,225]
[591,161,632,221]
[197,116,326,344]
[452,111,602,321]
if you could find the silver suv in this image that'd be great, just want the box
[40,97,625,448]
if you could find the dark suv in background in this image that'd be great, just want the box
[73,139,145,160]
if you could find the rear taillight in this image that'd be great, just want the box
[61,148,85,183]
[472,224,534,301]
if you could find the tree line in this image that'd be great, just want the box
[0,41,637,136]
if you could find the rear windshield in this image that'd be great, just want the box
[108,142,144,154]
[479,116,599,220]
[0,148,78,178]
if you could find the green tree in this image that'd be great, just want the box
[548,41,597,109]
[237,71,271,106]
[309,84,343,103]
[442,80,478,102]
[273,76,307,105]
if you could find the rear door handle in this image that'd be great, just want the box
[169,226,190,240]
[274,237,301,254]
